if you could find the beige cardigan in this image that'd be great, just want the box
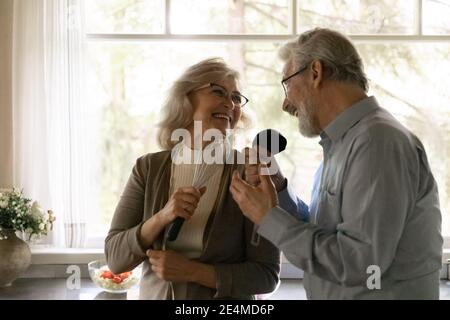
[104,150,281,299]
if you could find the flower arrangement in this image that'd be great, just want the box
[0,188,55,241]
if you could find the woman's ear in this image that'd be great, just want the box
[185,94,195,111]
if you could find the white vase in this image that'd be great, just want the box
[0,229,31,287]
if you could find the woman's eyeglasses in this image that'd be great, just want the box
[193,83,249,108]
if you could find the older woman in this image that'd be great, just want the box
[105,58,281,300]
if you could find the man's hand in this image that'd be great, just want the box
[243,147,287,192]
[230,166,278,225]
[147,249,196,283]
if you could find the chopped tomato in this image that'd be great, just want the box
[100,271,114,279]
[119,272,131,280]
[99,269,133,283]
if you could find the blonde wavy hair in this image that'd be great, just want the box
[157,57,250,150]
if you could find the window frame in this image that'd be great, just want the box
[85,0,450,42]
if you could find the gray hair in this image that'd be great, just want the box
[157,57,248,150]
[279,28,369,92]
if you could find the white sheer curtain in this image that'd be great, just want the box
[13,0,94,248]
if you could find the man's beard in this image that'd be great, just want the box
[297,96,320,137]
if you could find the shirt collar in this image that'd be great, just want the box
[320,96,380,143]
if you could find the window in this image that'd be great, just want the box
[83,0,450,246]
[423,0,450,34]
[297,0,416,34]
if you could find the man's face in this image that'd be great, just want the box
[281,59,321,138]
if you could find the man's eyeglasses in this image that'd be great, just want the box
[193,83,249,108]
[281,65,308,97]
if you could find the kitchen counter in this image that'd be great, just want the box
[1,278,449,300]
[0,278,307,300]
[0,278,139,300]
[0,278,309,300]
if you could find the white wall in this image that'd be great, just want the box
[0,0,13,187]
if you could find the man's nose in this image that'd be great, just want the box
[282,98,290,112]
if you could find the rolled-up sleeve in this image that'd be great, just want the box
[258,130,417,287]
[105,156,149,274]
[213,218,281,298]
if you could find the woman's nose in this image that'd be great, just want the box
[224,96,235,110]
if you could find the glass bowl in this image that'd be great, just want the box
[88,260,141,294]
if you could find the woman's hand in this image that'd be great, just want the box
[147,249,196,282]
[138,186,206,249]
[147,249,217,288]
[157,186,207,227]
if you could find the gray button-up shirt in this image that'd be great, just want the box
[260,96,443,299]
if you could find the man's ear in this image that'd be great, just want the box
[310,59,324,89]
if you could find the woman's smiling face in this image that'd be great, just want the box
[187,77,242,137]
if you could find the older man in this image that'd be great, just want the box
[230,28,442,299]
